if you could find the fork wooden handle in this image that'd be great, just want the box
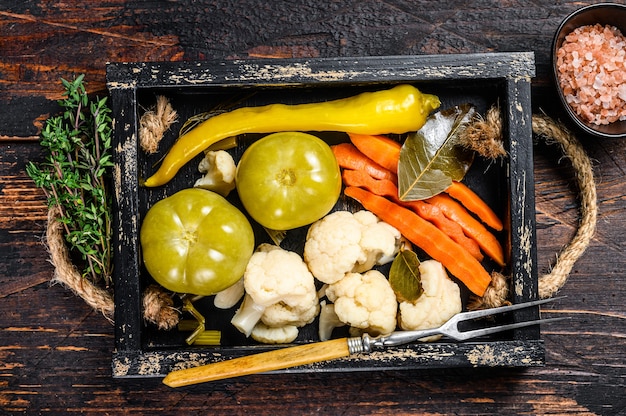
[162,337,351,387]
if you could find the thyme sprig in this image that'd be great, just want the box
[27,75,114,286]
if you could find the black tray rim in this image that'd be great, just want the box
[106,52,539,379]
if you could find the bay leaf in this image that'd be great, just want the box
[397,104,475,201]
[389,249,423,303]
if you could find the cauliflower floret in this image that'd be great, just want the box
[326,270,397,336]
[231,246,319,337]
[398,260,462,341]
[193,150,236,196]
[304,210,402,284]
[251,322,299,344]
[244,248,316,307]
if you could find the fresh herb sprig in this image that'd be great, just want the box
[27,75,114,286]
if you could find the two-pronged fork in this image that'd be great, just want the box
[163,297,565,387]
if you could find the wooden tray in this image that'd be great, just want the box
[106,53,539,378]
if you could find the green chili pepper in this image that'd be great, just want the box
[143,84,440,187]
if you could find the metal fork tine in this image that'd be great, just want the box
[456,296,565,321]
[365,297,568,350]
[450,317,569,340]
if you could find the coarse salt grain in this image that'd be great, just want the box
[557,23,626,125]
[619,84,626,101]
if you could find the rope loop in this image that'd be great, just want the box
[466,109,597,309]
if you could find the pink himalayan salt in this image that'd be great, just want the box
[557,24,626,125]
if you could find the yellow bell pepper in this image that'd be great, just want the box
[143,84,440,187]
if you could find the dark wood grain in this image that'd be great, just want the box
[1,1,625,415]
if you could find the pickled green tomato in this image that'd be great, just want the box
[236,132,342,230]
[140,188,255,296]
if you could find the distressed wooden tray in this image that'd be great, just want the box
[106,52,538,379]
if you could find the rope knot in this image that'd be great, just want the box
[463,108,597,309]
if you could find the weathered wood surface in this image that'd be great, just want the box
[1,1,625,414]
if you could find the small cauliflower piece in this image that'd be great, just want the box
[304,210,402,284]
[213,277,244,309]
[398,260,462,341]
[262,300,319,328]
[251,322,299,344]
[355,211,404,271]
[194,150,236,196]
[326,270,397,336]
[231,246,318,337]
[231,294,267,336]
[318,301,346,341]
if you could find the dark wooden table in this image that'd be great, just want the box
[1,1,625,414]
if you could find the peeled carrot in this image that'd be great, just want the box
[342,169,398,198]
[348,133,402,173]
[407,201,484,261]
[331,143,397,182]
[344,186,491,297]
[445,181,503,231]
[427,193,505,267]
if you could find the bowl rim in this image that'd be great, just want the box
[551,2,626,139]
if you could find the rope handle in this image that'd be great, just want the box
[469,111,597,309]
[533,115,597,298]
[46,205,115,321]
